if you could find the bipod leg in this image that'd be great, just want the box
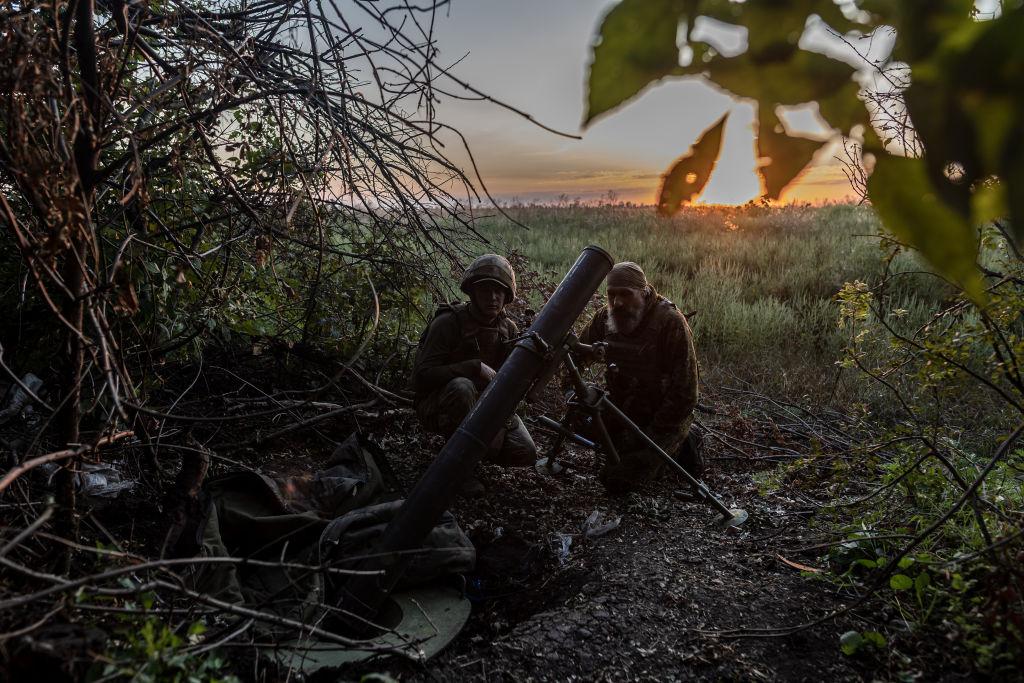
[599,398,747,529]
[589,410,620,468]
[535,407,580,476]
[562,353,620,468]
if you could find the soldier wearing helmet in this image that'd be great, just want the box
[411,255,537,483]
[579,261,702,493]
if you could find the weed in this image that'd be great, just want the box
[89,615,239,683]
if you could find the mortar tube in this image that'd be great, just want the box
[339,245,613,622]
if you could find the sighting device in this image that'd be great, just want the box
[529,334,748,531]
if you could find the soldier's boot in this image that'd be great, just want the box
[674,426,705,479]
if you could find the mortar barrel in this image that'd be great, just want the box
[340,245,613,621]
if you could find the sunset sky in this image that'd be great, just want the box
[424,0,999,206]
[428,0,852,206]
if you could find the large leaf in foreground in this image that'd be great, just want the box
[757,108,826,200]
[657,114,727,215]
[951,6,1024,244]
[698,0,857,63]
[816,79,869,136]
[585,0,684,125]
[867,154,983,300]
[708,49,854,109]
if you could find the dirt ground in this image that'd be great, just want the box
[327,405,907,683]
[4,381,971,682]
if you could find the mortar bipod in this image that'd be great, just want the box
[534,335,748,530]
[532,335,619,476]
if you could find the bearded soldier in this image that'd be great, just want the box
[579,261,701,493]
[412,255,537,479]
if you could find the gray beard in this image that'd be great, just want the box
[607,311,640,335]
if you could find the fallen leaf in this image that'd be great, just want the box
[776,553,822,573]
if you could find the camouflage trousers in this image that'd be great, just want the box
[596,418,704,494]
[416,377,537,467]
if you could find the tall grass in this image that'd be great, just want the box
[473,203,954,403]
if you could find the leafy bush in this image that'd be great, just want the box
[91,618,238,683]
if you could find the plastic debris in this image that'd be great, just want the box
[582,510,621,538]
[78,463,135,499]
[551,532,573,566]
[38,461,136,503]
[0,373,43,425]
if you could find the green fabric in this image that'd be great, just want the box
[411,302,518,401]
[190,434,476,640]
[580,293,699,440]
[416,377,537,466]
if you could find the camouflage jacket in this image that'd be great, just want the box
[411,302,518,402]
[580,293,699,439]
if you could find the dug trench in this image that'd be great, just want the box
[329,401,887,682]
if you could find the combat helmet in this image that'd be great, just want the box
[460,254,517,300]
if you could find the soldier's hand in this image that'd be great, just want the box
[480,362,497,383]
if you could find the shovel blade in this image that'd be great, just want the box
[713,508,749,530]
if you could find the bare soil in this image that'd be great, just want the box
[328,405,914,683]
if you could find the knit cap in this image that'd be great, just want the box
[607,261,648,290]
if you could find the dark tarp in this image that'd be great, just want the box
[188,434,475,642]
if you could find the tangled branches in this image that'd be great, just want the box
[0,0,513,664]
[0,1,488,499]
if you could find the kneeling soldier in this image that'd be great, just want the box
[580,261,702,493]
[412,254,538,473]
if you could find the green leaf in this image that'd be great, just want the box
[657,113,728,215]
[866,154,983,300]
[863,631,887,649]
[708,49,854,108]
[853,558,877,569]
[858,0,898,26]
[897,556,915,570]
[816,79,868,135]
[839,630,864,655]
[902,82,973,215]
[585,0,686,125]
[951,8,1024,242]
[971,181,1007,226]
[914,571,931,602]
[964,97,1016,173]
[698,0,856,62]
[889,573,914,591]
[1007,154,1024,247]
[757,107,826,200]
[862,0,974,62]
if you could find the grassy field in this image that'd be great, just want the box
[472,202,957,405]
